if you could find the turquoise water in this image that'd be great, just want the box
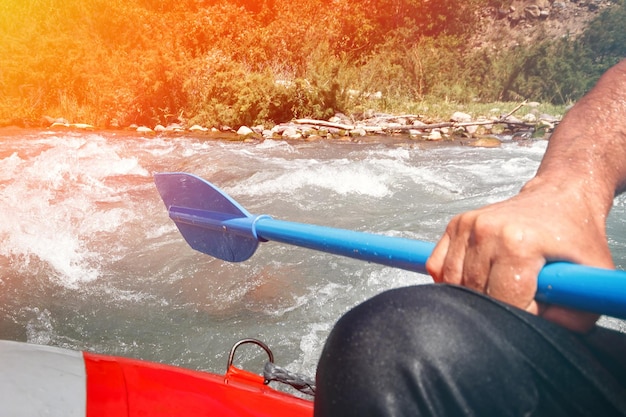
[0,129,624,379]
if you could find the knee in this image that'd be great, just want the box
[320,285,482,371]
[315,285,493,416]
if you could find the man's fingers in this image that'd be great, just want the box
[461,242,491,292]
[427,230,468,286]
[426,233,449,283]
[484,259,541,310]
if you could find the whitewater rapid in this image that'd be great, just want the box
[0,129,624,379]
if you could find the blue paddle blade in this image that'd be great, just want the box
[154,172,261,262]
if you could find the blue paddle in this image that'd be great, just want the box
[154,172,626,320]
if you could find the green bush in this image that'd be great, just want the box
[580,0,626,67]
[184,44,351,127]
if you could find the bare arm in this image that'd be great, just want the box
[426,60,626,332]
[536,59,626,203]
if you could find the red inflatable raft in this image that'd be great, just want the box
[0,339,314,417]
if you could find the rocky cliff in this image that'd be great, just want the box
[472,0,613,49]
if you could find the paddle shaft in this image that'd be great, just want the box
[255,217,434,273]
[229,214,626,320]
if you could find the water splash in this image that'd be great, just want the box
[0,133,150,287]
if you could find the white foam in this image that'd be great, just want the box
[228,160,393,198]
[0,133,151,288]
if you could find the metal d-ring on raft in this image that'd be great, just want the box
[227,338,316,396]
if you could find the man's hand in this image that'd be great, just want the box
[425,177,613,332]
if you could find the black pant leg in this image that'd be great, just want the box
[314,284,626,417]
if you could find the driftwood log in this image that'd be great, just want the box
[293,101,546,134]
[294,117,538,133]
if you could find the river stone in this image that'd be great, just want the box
[136,126,154,133]
[408,129,422,138]
[470,137,501,148]
[451,111,472,122]
[237,126,254,136]
[282,127,302,140]
[302,128,318,138]
[427,130,442,141]
[349,128,367,137]
[465,125,479,135]
[189,124,208,132]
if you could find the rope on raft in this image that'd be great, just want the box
[263,361,316,397]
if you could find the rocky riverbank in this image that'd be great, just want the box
[36,101,560,148]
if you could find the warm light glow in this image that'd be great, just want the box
[3,0,605,128]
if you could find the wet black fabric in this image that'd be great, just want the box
[314,284,626,417]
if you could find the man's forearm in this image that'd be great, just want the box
[531,60,626,213]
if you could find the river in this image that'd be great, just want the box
[1,128,624,381]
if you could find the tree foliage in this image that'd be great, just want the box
[580,0,626,67]
[0,0,624,127]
